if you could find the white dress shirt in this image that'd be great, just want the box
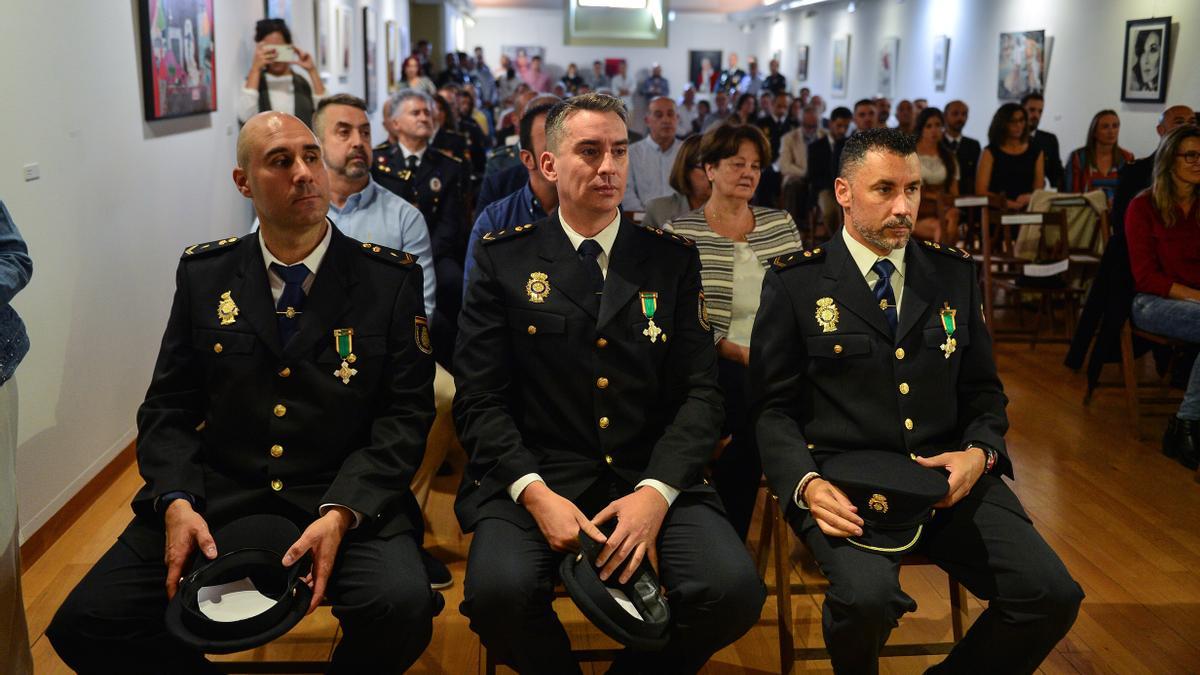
[237,71,323,124]
[507,210,681,507]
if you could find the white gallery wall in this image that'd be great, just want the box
[748,0,1200,158]
[0,0,409,542]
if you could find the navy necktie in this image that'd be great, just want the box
[406,154,419,172]
[577,239,604,311]
[270,262,310,345]
[871,259,898,337]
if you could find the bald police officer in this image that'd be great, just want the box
[48,112,439,674]
[751,127,1082,674]
[454,93,765,674]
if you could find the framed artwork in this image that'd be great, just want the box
[1121,17,1171,102]
[796,44,809,81]
[263,0,291,25]
[337,4,352,83]
[314,0,330,76]
[997,30,1045,100]
[688,50,721,95]
[831,36,850,99]
[385,20,400,90]
[362,7,377,112]
[877,37,899,98]
[137,0,216,121]
[933,35,949,91]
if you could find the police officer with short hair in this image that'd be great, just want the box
[48,112,439,674]
[454,93,765,674]
[751,127,1083,674]
[374,90,468,369]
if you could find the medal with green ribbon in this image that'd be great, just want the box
[939,303,957,359]
[640,292,665,343]
[333,328,358,384]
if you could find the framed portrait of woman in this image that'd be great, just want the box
[1121,17,1171,102]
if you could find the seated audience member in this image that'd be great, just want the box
[977,103,1044,210]
[398,55,437,96]
[874,97,892,128]
[914,97,928,114]
[642,135,711,230]
[477,94,562,213]
[1113,105,1196,234]
[942,100,981,195]
[455,93,765,674]
[1065,110,1135,202]
[807,106,854,232]
[622,96,681,212]
[1023,92,1064,189]
[757,93,795,161]
[894,99,916,134]
[779,105,826,212]
[428,92,470,165]
[48,112,440,673]
[676,86,699,138]
[763,58,787,95]
[463,101,559,286]
[852,98,877,133]
[702,91,733,132]
[730,93,759,127]
[561,63,585,96]
[914,107,961,243]
[496,88,537,146]
[810,94,827,122]
[797,87,812,107]
[373,91,468,369]
[751,126,1082,675]
[1125,124,1200,467]
[668,124,802,540]
[787,97,804,127]
[610,60,634,114]
[587,60,609,90]
[739,57,764,96]
[238,19,327,127]
[471,48,498,112]
[551,83,567,99]
[757,92,774,120]
[459,83,491,137]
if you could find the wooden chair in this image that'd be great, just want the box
[483,586,623,675]
[1118,319,1188,440]
[755,488,968,674]
[954,195,1010,328]
[992,211,1085,347]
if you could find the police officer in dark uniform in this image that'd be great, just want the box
[374,90,468,369]
[454,93,765,674]
[751,128,1082,675]
[47,112,439,674]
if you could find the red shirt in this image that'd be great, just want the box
[1125,191,1200,297]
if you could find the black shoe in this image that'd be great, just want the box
[421,548,453,590]
[1163,417,1200,470]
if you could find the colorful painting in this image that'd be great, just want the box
[1121,17,1171,103]
[688,50,721,95]
[138,0,217,121]
[997,30,1046,100]
[315,0,330,75]
[831,36,850,99]
[796,44,809,82]
[363,7,377,113]
[933,35,949,91]
[877,37,899,98]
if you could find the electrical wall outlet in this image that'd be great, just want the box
[22,163,40,182]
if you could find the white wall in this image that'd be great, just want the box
[747,0,1200,158]
[0,0,409,542]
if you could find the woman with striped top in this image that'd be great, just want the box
[667,124,803,540]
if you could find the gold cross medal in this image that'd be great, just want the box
[640,292,665,343]
[217,291,239,326]
[815,297,839,333]
[939,303,958,359]
[333,328,358,384]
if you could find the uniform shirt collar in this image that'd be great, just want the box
[558,209,620,256]
[260,218,332,279]
[398,141,426,164]
[842,224,906,282]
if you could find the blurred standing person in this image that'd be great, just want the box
[561,63,585,96]
[0,200,32,675]
[522,55,551,93]
[1065,110,1135,202]
[718,53,746,95]
[667,125,802,540]
[739,57,763,96]
[496,53,522,105]
[587,60,609,90]
[397,55,437,96]
[676,86,699,137]
[638,63,670,107]
[237,19,327,127]
[942,100,981,195]
[913,107,961,243]
[610,60,635,115]
[763,59,787,95]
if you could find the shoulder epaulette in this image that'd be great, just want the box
[770,246,825,271]
[636,225,694,247]
[920,239,973,261]
[433,149,464,163]
[480,222,537,245]
[373,141,391,151]
[358,241,416,267]
[181,235,244,259]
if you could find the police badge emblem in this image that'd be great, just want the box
[217,291,239,326]
[868,493,889,513]
[429,176,442,192]
[815,297,839,333]
[698,291,711,331]
[526,272,551,303]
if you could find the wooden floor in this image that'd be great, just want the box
[21,339,1200,674]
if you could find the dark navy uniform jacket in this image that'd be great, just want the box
[126,226,435,557]
[452,215,724,531]
[750,232,1023,524]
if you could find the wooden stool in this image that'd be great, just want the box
[756,488,968,674]
[1119,320,1188,440]
[483,586,623,675]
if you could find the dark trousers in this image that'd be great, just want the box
[47,521,438,675]
[798,492,1083,675]
[711,358,761,540]
[461,483,766,675]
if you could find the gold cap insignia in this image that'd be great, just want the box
[868,493,889,513]
[815,297,839,333]
[217,291,239,326]
[526,272,551,304]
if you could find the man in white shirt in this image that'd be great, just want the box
[609,60,634,119]
[675,85,698,137]
[622,97,681,212]
[237,19,327,128]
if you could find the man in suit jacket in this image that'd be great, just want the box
[807,106,853,232]
[751,128,1082,674]
[942,100,982,195]
[47,112,439,673]
[374,90,468,370]
[454,93,765,674]
[1023,93,1064,190]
